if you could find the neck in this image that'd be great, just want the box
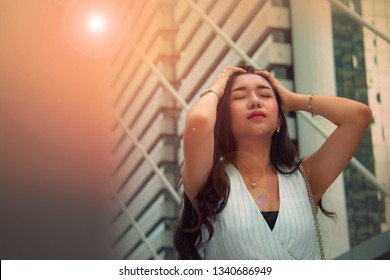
[234,137,274,177]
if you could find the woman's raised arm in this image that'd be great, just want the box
[259,70,372,203]
[182,67,246,202]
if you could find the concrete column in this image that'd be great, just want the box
[290,0,350,258]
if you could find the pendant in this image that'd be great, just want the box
[251,182,256,188]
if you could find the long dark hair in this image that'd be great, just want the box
[173,65,334,259]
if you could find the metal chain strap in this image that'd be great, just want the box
[298,163,326,260]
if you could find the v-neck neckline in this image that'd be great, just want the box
[229,164,282,232]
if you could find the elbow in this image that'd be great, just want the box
[360,105,372,126]
[356,104,372,127]
[186,110,215,133]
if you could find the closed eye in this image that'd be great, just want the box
[257,89,273,98]
[231,91,247,100]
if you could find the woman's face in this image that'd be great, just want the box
[229,73,279,142]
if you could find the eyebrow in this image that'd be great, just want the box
[231,85,272,92]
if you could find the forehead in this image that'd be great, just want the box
[232,73,272,88]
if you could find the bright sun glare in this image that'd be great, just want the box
[64,0,125,56]
[88,14,106,33]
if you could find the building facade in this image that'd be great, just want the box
[109,0,390,260]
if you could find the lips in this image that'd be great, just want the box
[248,110,266,119]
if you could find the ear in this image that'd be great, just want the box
[275,115,282,133]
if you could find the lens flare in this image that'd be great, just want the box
[88,14,106,33]
[63,0,126,57]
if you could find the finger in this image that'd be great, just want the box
[218,66,246,78]
[255,70,279,83]
[255,69,272,77]
[227,66,247,73]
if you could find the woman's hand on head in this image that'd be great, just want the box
[255,70,294,112]
[210,66,247,98]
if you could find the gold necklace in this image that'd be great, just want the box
[242,174,259,188]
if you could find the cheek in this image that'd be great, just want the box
[269,101,280,124]
[270,100,279,112]
[229,102,240,120]
[269,99,279,112]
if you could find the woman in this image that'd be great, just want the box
[173,65,372,259]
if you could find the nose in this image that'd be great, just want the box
[250,95,261,109]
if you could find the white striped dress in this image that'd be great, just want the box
[201,164,316,259]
